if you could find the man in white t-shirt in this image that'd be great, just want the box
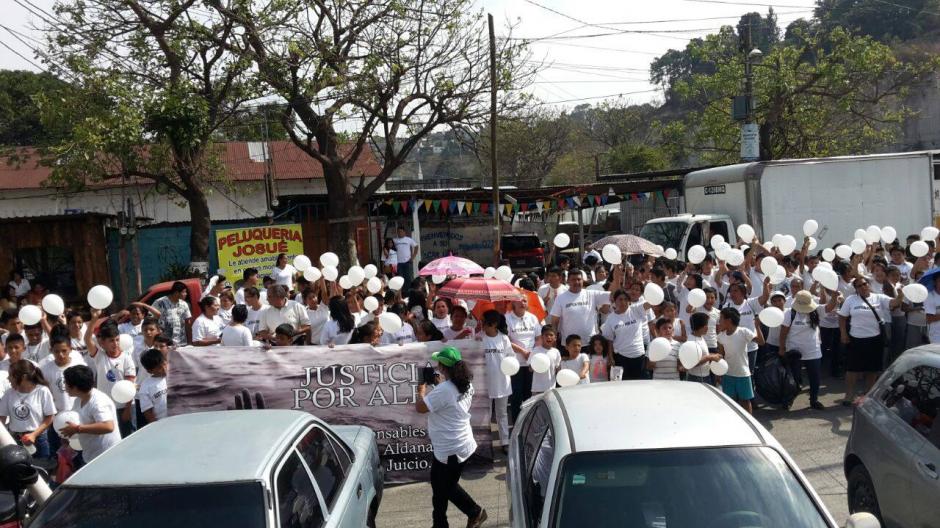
[244,287,269,338]
[235,268,268,305]
[259,285,310,340]
[922,274,940,343]
[889,247,913,283]
[393,226,419,284]
[61,365,122,462]
[549,268,618,349]
[538,267,567,313]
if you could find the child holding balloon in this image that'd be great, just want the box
[0,360,56,459]
[648,319,681,380]
[530,326,561,393]
[480,310,528,451]
[559,335,590,385]
[685,313,722,383]
[717,307,765,414]
[84,319,137,437]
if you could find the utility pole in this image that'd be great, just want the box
[740,22,761,162]
[488,13,500,266]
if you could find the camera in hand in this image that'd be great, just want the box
[422,366,439,385]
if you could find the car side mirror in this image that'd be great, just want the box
[845,512,880,528]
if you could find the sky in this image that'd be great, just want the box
[1,0,820,110]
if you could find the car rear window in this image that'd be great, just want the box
[502,236,541,252]
[28,482,267,528]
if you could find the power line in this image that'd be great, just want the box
[679,0,814,7]
[0,35,44,72]
[537,89,661,106]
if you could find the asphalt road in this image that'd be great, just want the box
[377,376,854,528]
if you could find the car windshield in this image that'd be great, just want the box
[503,236,541,252]
[28,482,266,528]
[552,446,829,528]
[639,221,687,251]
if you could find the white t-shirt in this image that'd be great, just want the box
[235,287,268,306]
[245,305,268,336]
[722,297,762,352]
[218,307,232,326]
[838,294,893,339]
[601,304,647,359]
[9,279,29,298]
[271,265,296,290]
[549,289,609,343]
[686,336,711,378]
[73,389,122,461]
[423,380,477,463]
[482,333,514,398]
[307,305,330,345]
[0,386,55,432]
[260,301,310,333]
[320,320,352,346]
[530,346,561,392]
[717,327,757,377]
[393,236,418,264]
[781,309,822,360]
[117,321,142,337]
[40,354,85,413]
[559,353,590,385]
[383,249,398,267]
[892,260,912,282]
[696,306,721,348]
[220,325,254,346]
[380,324,416,345]
[191,314,224,343]
[138,376,168,421]
[442,325,474,342]
[93,351,136,401]
[506,312,541,366]
[537,283,568,313]
[923,289,940,343]
[430,315,452,332]
[25,339,50,364]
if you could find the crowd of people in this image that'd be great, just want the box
[1,222,939,494]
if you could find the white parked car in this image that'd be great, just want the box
[507,381,877,528]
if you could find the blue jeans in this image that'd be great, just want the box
[791,358,822,404]
[15,430,50,459]
[398,261,414,285]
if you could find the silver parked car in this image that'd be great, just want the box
[845,346,940,528]
[27,410,384,528]
[507,381,875,528]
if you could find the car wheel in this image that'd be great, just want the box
[848,464,883,522]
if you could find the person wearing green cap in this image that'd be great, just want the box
[416,346,487,528]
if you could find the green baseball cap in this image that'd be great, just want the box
[431,346,462,367]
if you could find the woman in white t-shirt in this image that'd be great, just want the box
[0,360,56,458]
[270,253,296,291]
[779,291,833,410]
[220,305,255,346]
[430,298,452,332]
[415,346,486,527]
[303,287,330,345]
[382,238,398,277]
[505,298,541,420]
[320,297,357,347]
[8,271,30,298]
[191,296,224,346]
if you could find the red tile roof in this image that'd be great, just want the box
[0,141,382,190]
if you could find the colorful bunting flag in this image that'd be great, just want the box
[432,200,441,212]
[481,202,489,215]
[505,203,513,216]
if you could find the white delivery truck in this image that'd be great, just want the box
[639,151,940,259]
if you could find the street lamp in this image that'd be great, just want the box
[740,47,763,162]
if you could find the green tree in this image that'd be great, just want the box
[606,143,668,174]
[209,0,534,266]
[472,109,572,187]
[213,105,290,142]
[815,0,940,42]
[38,0,257,270]
[0,70,70,146]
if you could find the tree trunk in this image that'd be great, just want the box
[323,164,359,269]
[186,185,212,275]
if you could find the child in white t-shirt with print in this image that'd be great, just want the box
[85,319,136,437]
[531,325,562,393]
[480,310,528,451]
[0,360,56,459]
[137,348,168,426]
[559,335,590,385]
[716,307,765,414]
[648,318,681,380]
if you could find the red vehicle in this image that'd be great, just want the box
[500,233,545,272]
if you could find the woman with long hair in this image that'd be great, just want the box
[780,290,837,410]
[382,238,398,277]
[0,360,55,458]
[415,346,486,528]
[270,253,296,292]
[320,296,357,347]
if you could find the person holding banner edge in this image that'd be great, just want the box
[415,346,487,528]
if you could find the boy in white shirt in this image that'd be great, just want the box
[85,319,136,437]
[60,365,122,462]
[39,332,85,452]
[137,349,168,425]
[685,312,722,384]
[24,324,49,364]
[530,326,562,393]
[648,318,680,380]
[716,307,765,414]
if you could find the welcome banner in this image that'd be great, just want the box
[215,223,304,279]
[167,341,493,484]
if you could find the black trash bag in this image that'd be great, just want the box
[754,350,801,407]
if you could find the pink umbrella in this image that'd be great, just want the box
[418,255,485,277]
[436,277,523,302]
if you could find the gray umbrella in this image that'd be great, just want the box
[590,234,664,256]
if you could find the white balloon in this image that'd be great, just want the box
[911,240,930,258]
[812,266,830,284]
[778,235,797,256]
[679,341,704,370]
[322,266,339,282]
[363,264,378,279]
[865,226,882,244]
[500,356,521,376]
[378,312,403,333]
[854,229,868,242]
[553,233,571,248]
[771,234,783,248]
[293,255,312,272]
[710,359,729,376]
[714,242,731,262]
[922,226,940,241]
[319,252,339,268]
[688,245,707,264]
[643,283,665,306]
[710,234,725,248]
[363,296,380,312]
[366,276,383,294]
[18,305,41,326]
[816,261,833,271]
[556,369,580,387]
[851,238,867,255]
[495,265,513,282]
[347,266,365,285]
[687,288,706,308]
[819,269,839,291]
[822,248,836,262]
[762,241,774,252]
[656,245,664,254]
[760,256,778,276]
[432,274,446,285]
[835,245,853,260]
[726,249,745,267]
[770,267,787,285]
[87,285,114,310]
[53,411,80,433]
[902,283,929,303]
[303,267,321,282]
[758,306,785,328]
[69,436,82,451]
[648,337,672,362]
[388,276,405,291]
[736,224,755,242]
[807,237,818,251]
[602,244,622,265]
[881,226,897,244]
[119,333,134,353]
[338,275,353,290]
[483,267,496,279]
[530,353,550,374]
[41,294,65,316]
[803,219,819,237]
[664,248,678,260]
[111,380,137,404]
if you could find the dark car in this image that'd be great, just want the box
[501,233,545,272]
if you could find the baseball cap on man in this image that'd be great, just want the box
[431,346,462,367]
